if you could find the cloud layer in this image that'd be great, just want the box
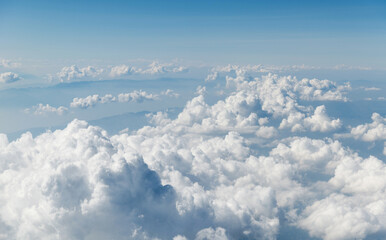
[2,69,386,239]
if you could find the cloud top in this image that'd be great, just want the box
[3,69,386,239]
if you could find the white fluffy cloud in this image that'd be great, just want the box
[280,105,341,132]
[4,69,386,239]
[161,89,180,98]
[207,64,373,81]
[24,103,68,115]
[70,94,115,109]
[57,62,188,81]
[141,61,188,74]
[349,113,386,141]
[298,154,386,240]
[110,64,137,77]
[0,121,178,239]
[110,61,188,77]
[57,65,103,82]
[117,90,158,103]
[0,72,21,83]
[70,91,157,109]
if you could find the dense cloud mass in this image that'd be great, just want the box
[1,71,385,240]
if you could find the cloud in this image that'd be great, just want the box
[0,72,22,83]
[303,105,342,132]
[332,64,372,71]
[0,120,178,239]
[206,64,373,82]
[0,59,21,68]
[141,61,188,74]
[256,126,278,138]
[298,154,386,240]
[146,112,172,126]
[117,90,158,103]
[57,65,103,82]
[363,87,381,91]
[384,142,386,156]
[205,71,219,82]
[110,64,137,77]
[70,94,115,109]
[57,61,189,81]
[161,89,180,98]
[195,85,206,95]
[70,91,157,109]
[3,69,386,239]
[110,61,188,78]
[24,103,68,115]
[195,227,228,240]
[349,113,386,141]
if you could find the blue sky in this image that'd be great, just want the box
[1,0,385,68]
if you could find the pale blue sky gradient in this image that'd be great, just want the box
[0,0,385,68]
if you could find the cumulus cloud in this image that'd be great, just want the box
[349,113,386,141]
[161,89,180,98]
[70,91,157,109]
[24,103,68,115]
[0,120,178,239]
[57,65,103,82]
[195,227,228,240]
[123,112,386,240]
[297,154,386,240]
[32,89,170,113]
[70,94,116,109]
[142,61,188,74]
[110,61,188,78]
[110,64,137,77]
[0,72,22,83]
[206,64,372,83]
[4,69,386,239]
[256,126,278,138]
[57,62,188,81]
[303,105,342,132]
[205,71,219,81]
[139,72,343,138]
[117,90,158,103]
[195,85,206,95]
